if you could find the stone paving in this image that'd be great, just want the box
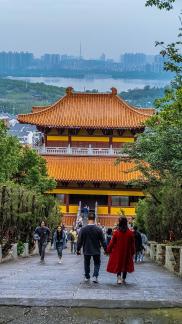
[0,307,182,324]
[0,248,182,308]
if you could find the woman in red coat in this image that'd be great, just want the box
[107,217,135,284]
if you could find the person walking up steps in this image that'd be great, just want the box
[77,213,107,283]
[83,204,89,220]
[34,221,50,263]
[53,225,66,263]
[106,217,135,284]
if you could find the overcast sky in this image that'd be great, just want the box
[0,0,181,60]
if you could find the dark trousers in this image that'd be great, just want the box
[135,251,141,262]
[117,272,127,280]
[56,242,63,258]
[71,242,77,254]
[83,211,89,221]
[84,254,101,279]
[38,241,47,261]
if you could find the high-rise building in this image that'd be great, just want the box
[0,51,34,71]
[120,53,146,71]
[100,53,106,61]
[41,54,60,68]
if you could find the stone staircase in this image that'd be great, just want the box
[62,213,120,228]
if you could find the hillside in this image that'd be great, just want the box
[0,78,65,115]
[120,86,165,107]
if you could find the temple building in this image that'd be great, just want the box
[18,87,155,227]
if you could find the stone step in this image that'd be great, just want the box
[62,213,121,228]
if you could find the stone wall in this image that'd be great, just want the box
[147,242,182,277]
[0,242,39,264]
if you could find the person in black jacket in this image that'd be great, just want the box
[34,221,50,263]
[77,213,107,283]
[133,225,142,263]
[53,226,66,264]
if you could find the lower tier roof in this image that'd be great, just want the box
[44,156,143,183]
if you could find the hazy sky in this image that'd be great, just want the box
[0,0,181,60]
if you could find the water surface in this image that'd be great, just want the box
[9,76,170,92]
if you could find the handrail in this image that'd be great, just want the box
[33,146,126,156]
[77,201,81,221]
[95,201,98,224]
[76,201,83,227]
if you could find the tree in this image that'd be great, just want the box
[121,86,182,241]
[124,87,182,179]
[0,182,62,253]
[0,121,56,192]
[146,0,182,88]
[145,0,176,10]
[135,199,147,234]
[135,197,163,241]
[0,121,21,182]
[118,1,182,242]
[0,121,60,253]
[160,177,182,240]
[16,147,56,193]
[155,17,182,88]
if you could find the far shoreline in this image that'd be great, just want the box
[4,70,173,81]
[6,75,170,93]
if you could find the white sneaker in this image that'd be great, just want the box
[92,276,98,283]
[117,276,122,284]
[58,260,62,264]
[84,277,90,283]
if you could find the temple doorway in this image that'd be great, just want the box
[69,194,108,210]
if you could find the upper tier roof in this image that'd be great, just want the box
[18,87,155,129]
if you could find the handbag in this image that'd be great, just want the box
[33,233,40,241]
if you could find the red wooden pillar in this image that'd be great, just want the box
[44,127,48,147]
[68,134,71,147]
[108,195,112,215]
[44,132,47,146]
[109,136,112,146]
[65,194,69,213]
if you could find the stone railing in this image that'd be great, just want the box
[33,145,126,157]
[0,242,52,264]
[146,242,182,277]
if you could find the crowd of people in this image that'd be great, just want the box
[34,215,148,284]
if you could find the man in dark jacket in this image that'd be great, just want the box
[34,221,50,263]
[77,213,107,283]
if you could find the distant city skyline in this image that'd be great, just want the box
[0,49,168,61]
[0,50,169,78]
[0,0,181,60]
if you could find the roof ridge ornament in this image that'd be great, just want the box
[110,87,117,95]
[66,87,74,95]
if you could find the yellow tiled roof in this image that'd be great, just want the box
[18,87,155,129]
[32,105,51,113]
[44,156,143,183]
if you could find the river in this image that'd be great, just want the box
[8,76,170,92]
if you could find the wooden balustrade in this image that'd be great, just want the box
[62,214,77,227]
[98,215,119,227]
